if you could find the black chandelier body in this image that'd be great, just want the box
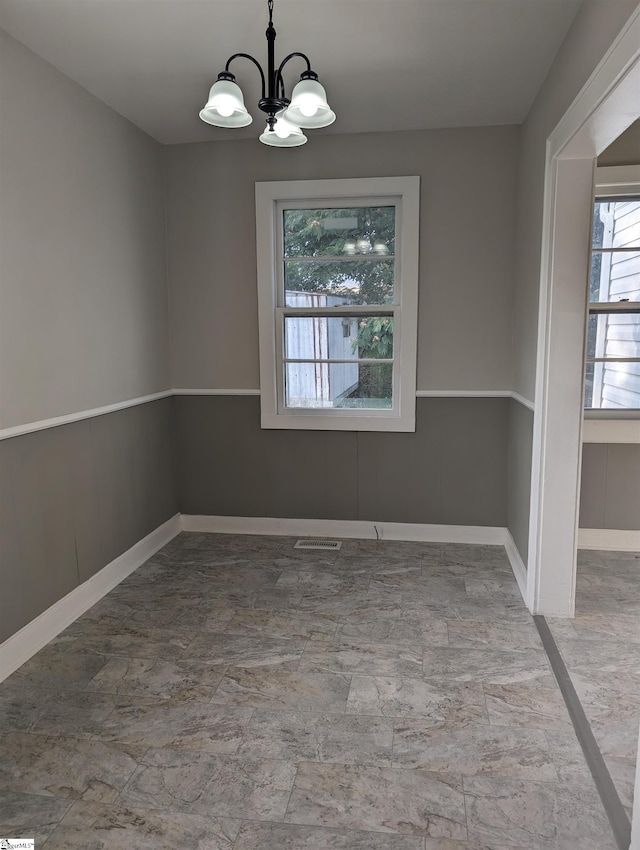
[199,0,335,146]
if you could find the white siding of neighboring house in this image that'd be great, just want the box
[592,200,640,408]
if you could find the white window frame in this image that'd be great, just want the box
[255,176,420,431]
[584,164,640,424]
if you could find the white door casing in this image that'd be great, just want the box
[528,6,640,617]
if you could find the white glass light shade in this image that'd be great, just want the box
[199,79,252,128]
[356,237,372,254]
[272,111,300,139]
[373,240,389,255]
[259,116,307,147]
[343,240,356,255]
[282,79,336,129]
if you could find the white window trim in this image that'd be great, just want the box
[594,164,640,197]
[255,176,420,431]
[583,164,640,426]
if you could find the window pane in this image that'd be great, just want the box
[585,360,640,408]
[285,362,393,409]
[590,250,640,303]
[284,316,393,361]
[585,312,640,409]
[593,199,640,249]
[284,206,395,259]
[284,259,395,306]
[586,312,640,359]
[584,361,595,408]
[586,313,600,360]
[592,202,607,250]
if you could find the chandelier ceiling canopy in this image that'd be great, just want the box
[199,0,335,147]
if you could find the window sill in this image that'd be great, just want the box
[582,417,640,444]
[260,411,416,432]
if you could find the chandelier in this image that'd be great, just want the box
[199,0,335,147]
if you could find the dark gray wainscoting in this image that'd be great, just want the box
[580,443,640,530]
[175,395,508,527]
[0,398,177,642]
[507,398,533,567]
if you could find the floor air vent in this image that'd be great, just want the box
[294,539,342,551]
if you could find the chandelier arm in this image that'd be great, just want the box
[276,52,313,99]
[224,53,267,99]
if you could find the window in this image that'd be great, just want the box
[585,166,640,411]
[255,177,419,430]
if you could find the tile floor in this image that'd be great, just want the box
[548,547,640,822]
[0,533,635,849]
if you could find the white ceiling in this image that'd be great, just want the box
[0,0,584,145]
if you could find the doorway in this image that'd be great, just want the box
[526,9,640,618]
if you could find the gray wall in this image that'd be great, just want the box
[0,32,171,429]
[580,444,640,530]
[0,34,176,642]
[166,127,518,538]
[0,399,178,643]
[507,399,533,561]
[176,396,508,527]
[598,119,640,167]
[165,126,520,393]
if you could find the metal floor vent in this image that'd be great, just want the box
[294,539,342,551]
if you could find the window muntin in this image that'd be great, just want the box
[255,177,419,431]
[585,192,640,410]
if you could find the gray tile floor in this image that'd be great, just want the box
[548,547,640,822]
[0,533,634,849]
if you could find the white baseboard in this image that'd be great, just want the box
[373,522,507,545]
[182,514,378,539]
[0,514,182,683]
[180,514,508,545]
[578,528,640,552]
[504,531,529,605]
[182,515,532,608]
